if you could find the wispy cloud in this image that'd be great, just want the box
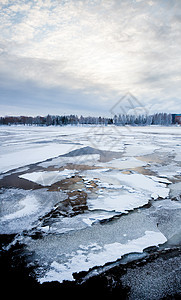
[0,0,181,115]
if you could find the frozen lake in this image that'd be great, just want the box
[0,125,181,285]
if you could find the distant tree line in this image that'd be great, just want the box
[113,113,173,126]
[0,113,178,126]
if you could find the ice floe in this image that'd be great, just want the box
[87,190,147,213]
[82,169,169,214]
[39,231,167,283]
[1,195,39,221]
[0,143,82,174]
[97,157,147,169]
[19,169,77,186]
[1,125,181,284]
[149,163,181,178]
[169,182,181,200]
[38,211,117,234]
[0,189,67,234]
[123,144,160,157]
[39,154,100,168]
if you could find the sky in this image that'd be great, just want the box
[0,0,181,117]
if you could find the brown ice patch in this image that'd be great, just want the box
[41,176,99,220]
[121,171,132,175]
[47,175,99,194]
[47,175,84,192]
[40,189,88,222]
[43,163,100,172]
[131,166,156,176]
[136,154,164,164]
[0,161,100,191]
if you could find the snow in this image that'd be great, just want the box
[87,191,147,213]
[0,188,67,234]
[149,176,172,184]
[149,163,181,178]
[97,157,147,169]
[0,125,181,283]
[82,211,116,225]
[1,195,39,221]
[39,211,117,234]
[19,169,77,186]
[0,143,81,174]
[39,231,167,283]
[0,125,181,175]
[25,209,168,284]
[0,125,88,173]
[113,172,169,198]
[174,151,181,162]
[82,169,169,214]
[153,199,181,210]
[123,144,160,157]
[39,154,100,168]
[169,182,181,199]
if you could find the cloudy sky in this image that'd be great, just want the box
[0,0,181,116]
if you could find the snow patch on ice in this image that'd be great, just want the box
[97,157,147,169]
[87,190,147,213]
[83,169,169,214]
[0,189,67,234]
[19,169,77,186]
[123,144,159,157]
[39,211,117,234]
[149,163,181,178]
[169,182,181,199]
[39,231,167,283]
[149,176,172,184]
[0,142,81,173]
[39,154,100,168]
[173,150,181,162]
[1,195,39,221]
[153,199,181,210]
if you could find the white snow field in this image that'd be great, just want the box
[0,125,86,173]
[0,125,181,283]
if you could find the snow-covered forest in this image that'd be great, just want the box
[0,113,177,126]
